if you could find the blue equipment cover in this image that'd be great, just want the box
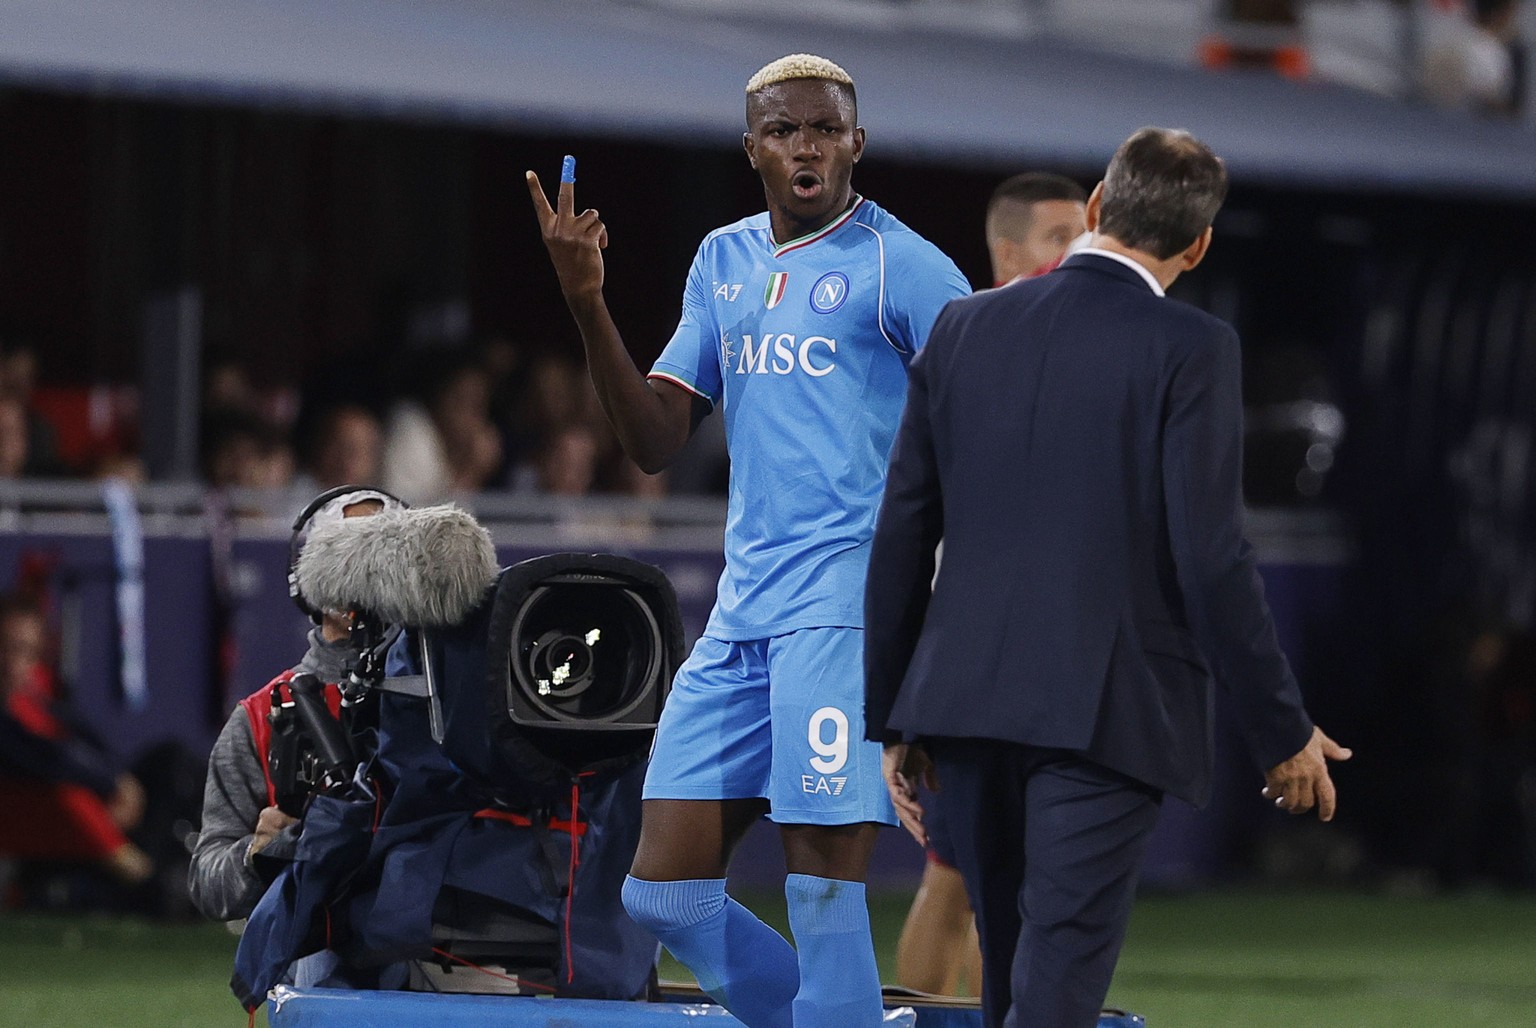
[231,792,378,1010]
[267,986,922,1026]
[266,986,1146,1026]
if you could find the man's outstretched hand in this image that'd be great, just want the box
[527,156,609,302]
[1261,726,1352,821]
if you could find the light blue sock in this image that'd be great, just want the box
[785,873,883,1027]
[622,875,797,1028]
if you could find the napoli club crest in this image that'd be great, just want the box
[809,272,849,314]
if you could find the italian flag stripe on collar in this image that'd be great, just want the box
[771,197,864,259]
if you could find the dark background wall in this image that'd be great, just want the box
[8,87,1534,382]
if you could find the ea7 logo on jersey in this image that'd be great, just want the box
[802,775,849,796]
[713,282,744,301]
[732,333,836,377]
[809,272,849,314]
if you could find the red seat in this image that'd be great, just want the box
[28,384,139,472]
[0,778,128,861]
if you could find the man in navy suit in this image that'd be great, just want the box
[863,127,1351,1028]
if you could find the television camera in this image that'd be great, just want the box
[235,502,681,1008]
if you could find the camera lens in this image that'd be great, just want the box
[528,631,596,698]
[508,581,663,725]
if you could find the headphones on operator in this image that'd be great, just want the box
[287,484,406,623]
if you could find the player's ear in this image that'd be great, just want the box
[851,127,865,163]
[743,132,757,169]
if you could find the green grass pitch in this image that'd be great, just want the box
[3,890,1535,1026]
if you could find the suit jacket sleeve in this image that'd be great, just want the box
[1162,325,1314,771]
[864,312,948,743]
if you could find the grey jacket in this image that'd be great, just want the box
[187,629,358,922]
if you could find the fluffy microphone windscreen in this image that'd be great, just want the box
[295,504,499,627]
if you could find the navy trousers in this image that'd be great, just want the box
[928,740,1161,1028]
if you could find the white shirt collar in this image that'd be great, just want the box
[1075,247,1165,297]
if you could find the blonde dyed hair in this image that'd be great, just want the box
[745,54,854,95]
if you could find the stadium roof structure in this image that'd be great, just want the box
[3,0,1535,199]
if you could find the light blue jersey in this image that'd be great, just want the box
[650,197,969,640]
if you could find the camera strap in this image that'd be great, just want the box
[375,675,430,698]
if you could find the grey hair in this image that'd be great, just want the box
[1098,127,1228,260]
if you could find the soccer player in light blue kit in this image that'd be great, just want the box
[527,54,969,1027]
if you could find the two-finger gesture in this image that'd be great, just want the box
[527,156,608,301]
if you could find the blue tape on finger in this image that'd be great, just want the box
[561,155,576,183]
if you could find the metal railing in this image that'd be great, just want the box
[0,478,730,551]
[1,476,1351,564]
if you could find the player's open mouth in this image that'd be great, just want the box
[791,171,823,200]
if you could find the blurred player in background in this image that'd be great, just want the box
[529,53,968,1028]
[985,172,1088,286]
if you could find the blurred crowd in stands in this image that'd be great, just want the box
[1,587,204,917]
[1,6,1526,499]
[0,335,729,506]
[225,336,720,503]
[1202,0,1526,117]
[1422,0,1527,114]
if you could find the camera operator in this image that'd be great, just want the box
[188,487,400,924]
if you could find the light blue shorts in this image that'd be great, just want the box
[642,627,896,827]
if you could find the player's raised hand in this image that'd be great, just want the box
[527,155,609,301]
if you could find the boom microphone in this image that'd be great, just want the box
[294,504,499,627]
